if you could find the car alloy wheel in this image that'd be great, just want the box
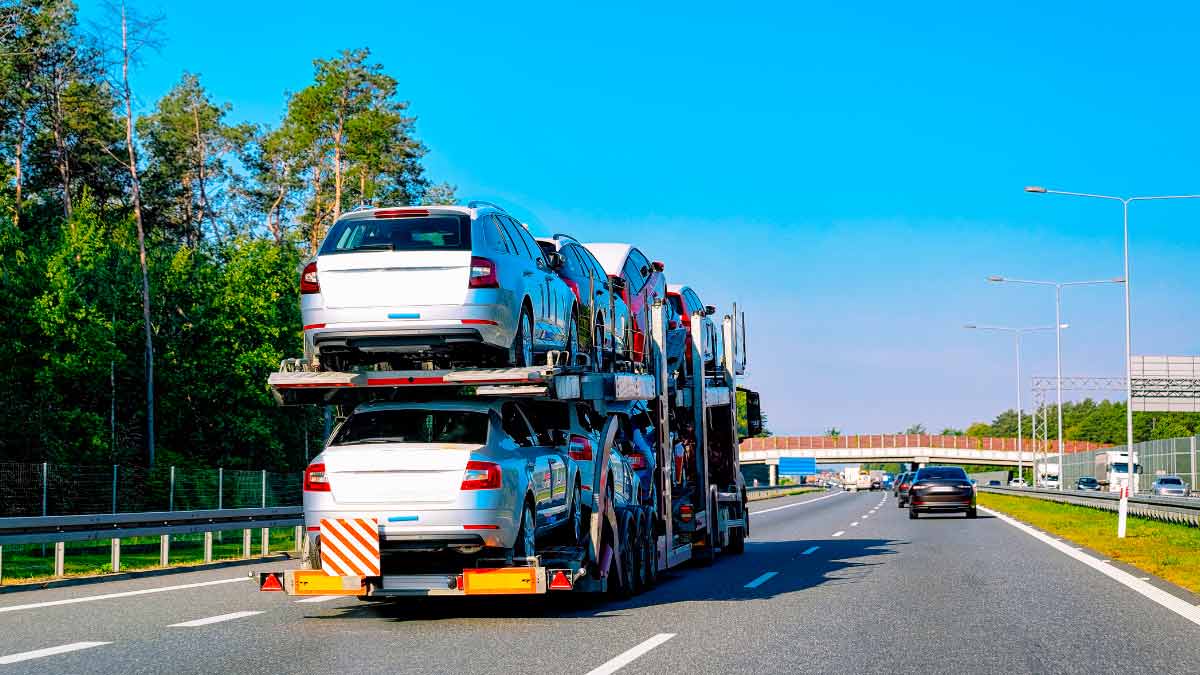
[565,310,578,366]
[569,484,583,545]
[511,306,534,367]
[514,504,536,559]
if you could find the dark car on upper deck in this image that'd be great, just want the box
[908,466,977,519]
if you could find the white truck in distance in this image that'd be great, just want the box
[842,467,861,492]
[1037,462,1060,489]
[1095,450,1140,493]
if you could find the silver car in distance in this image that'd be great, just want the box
[301,204,578,371]
[303,400,583,560]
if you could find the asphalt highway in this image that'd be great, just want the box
[1,488,1198,674]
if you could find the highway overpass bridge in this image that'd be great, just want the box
[739,434,1110,484]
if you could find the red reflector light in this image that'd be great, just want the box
[461,319,498,326]
[568,435,593,461]
[461,461,502,490]
[625,452,648,471]
[259,573,283,592]
[548,570,572,590]
[304,462,331,492]
[463,524,500,530]
[303,323,325,331]
[373,209,430,218]
[456,575,464,590]
[680,504,693,522]
[306,526,320,532]
[469,256,499,289]
[300,261,320,295]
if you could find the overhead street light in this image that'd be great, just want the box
[1025,186,1200,525]
[987,275,1124,491]
[964,324,1061,484]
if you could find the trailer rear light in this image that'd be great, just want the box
[568,435,593,461]
[303,462,330,492]
[468,257,499,289]
[679,504,693,522]
[460,461,502,490]
[668,320,678,330]
[625,452,648,471]
[373,208,430,218]
[548,570,573,590]
[300,262,320,294]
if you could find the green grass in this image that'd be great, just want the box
[978,492,1200,595]
[0,527,300,585]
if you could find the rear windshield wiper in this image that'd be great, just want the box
[350,243,394,251]
[334,437,411,445]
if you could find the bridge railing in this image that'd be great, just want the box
[740,434,1111,453]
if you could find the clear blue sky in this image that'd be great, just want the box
[79,0,1200,434]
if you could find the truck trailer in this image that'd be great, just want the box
[258,300,759,599]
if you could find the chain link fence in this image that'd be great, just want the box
[1049,436,1199,493]
[0,463,302,517]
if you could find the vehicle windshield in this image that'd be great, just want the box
[319,215,471,254]
[332,409,489,446]
[916,467,968,480]
[1158,477,1183,485]
[1079,477,1098,484]
[1111,462,1137,473]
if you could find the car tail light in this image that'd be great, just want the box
[568,435,593,461]
[652,261,665,272]
[303,462,330,492]
[668,320,678,330]
[679,504,693,522]
[626,452,648,471]
[563,278,581,301]
[300,262,320,295]
[374,208,429,218]
[460,461,502,490]
[469,257,498,288]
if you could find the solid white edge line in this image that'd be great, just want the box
[978,506,1200,626]
[295,595,339,604]
[831,530,845,537]
[751,490,843,515]
[585,633,676,675]
[168,610,264,628]
[0,577,248,614]
[801,546,820,555]
[744,572,779,589]
[0,641,111,665]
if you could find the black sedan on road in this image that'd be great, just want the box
[1075,476,1101,491]
[908,466,977,519]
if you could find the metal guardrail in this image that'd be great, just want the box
[979,486,1200,527]
[745,486,826,502]
[0,507,304,582]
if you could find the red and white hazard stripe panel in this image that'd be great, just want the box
[319,518,380,577]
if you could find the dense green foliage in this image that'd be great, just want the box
[963,399,1200,445]
[0,1,453,469]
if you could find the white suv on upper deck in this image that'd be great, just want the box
[301,204,579,371]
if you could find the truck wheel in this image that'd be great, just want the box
[613,511,636,598]
[726,524,746,555]
[641,513,658,588]
[966,508,978,519]
[908,508,918,520]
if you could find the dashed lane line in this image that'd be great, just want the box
[832,531,845,537]
[169,611,264,628]
[980,506,1200,627]
[0,577,248,614]
[0,642,111,665]
[585,633,676,675]
[751,490,844,515]
[850,522,859,527]
[295,596,339,604]
[744,572,779,589]
[801,546,820,555]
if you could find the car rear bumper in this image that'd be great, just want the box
[909,498,975,511]
[302,303,514,355]
[306,507,516,550]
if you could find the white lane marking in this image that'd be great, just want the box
[295,595,339,604]
[585,633,676,675]
[862,515,870,519]
[851,522,859,527]
[169,610,263,628]
[0,642,111,665]
[751,490,844,515]
[0,577,247,614]
[832,531,845,537]
[744,572,778,589]
[802,546,820,555]
[980,506,1200,627]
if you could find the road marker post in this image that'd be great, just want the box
[1117,486,1129,538]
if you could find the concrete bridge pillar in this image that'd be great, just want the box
[768,463,778,487]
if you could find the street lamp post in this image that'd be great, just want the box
[1025,187,1200,509]
[965,324,1061,484]
[987,276,1124,490]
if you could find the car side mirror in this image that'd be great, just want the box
[609,276,626,292]
[545,251,565,270]
[652,261,665,273]
[704,304,717,316]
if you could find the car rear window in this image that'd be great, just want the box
[319,215,471,255]
[332,409,489,445]
[916,467,968,480]
[1159,477,1183,485]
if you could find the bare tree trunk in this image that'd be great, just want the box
[13,112,24,229]
[121,3,155,467]
[51,68,72,219]
[267,164,288,246]
[192,103,215,240]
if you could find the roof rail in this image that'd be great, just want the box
[467,200,506,213]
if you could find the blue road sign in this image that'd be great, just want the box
[778,457,817,476]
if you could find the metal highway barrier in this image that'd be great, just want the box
[979,486,1200,526]
[745,486,827,501]
[0,507,304,580]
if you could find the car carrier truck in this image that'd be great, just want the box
[258,301,759,599]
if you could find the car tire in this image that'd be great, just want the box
[513,500,536,560]
[510,304,534,367]
[966,508,977,519]
[908,508,918,519]
[614,511,636,598]
[568,482,583,545]
[641,511,658,588]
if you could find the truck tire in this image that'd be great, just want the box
[612,511,636,598]
[641,510,658,588]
